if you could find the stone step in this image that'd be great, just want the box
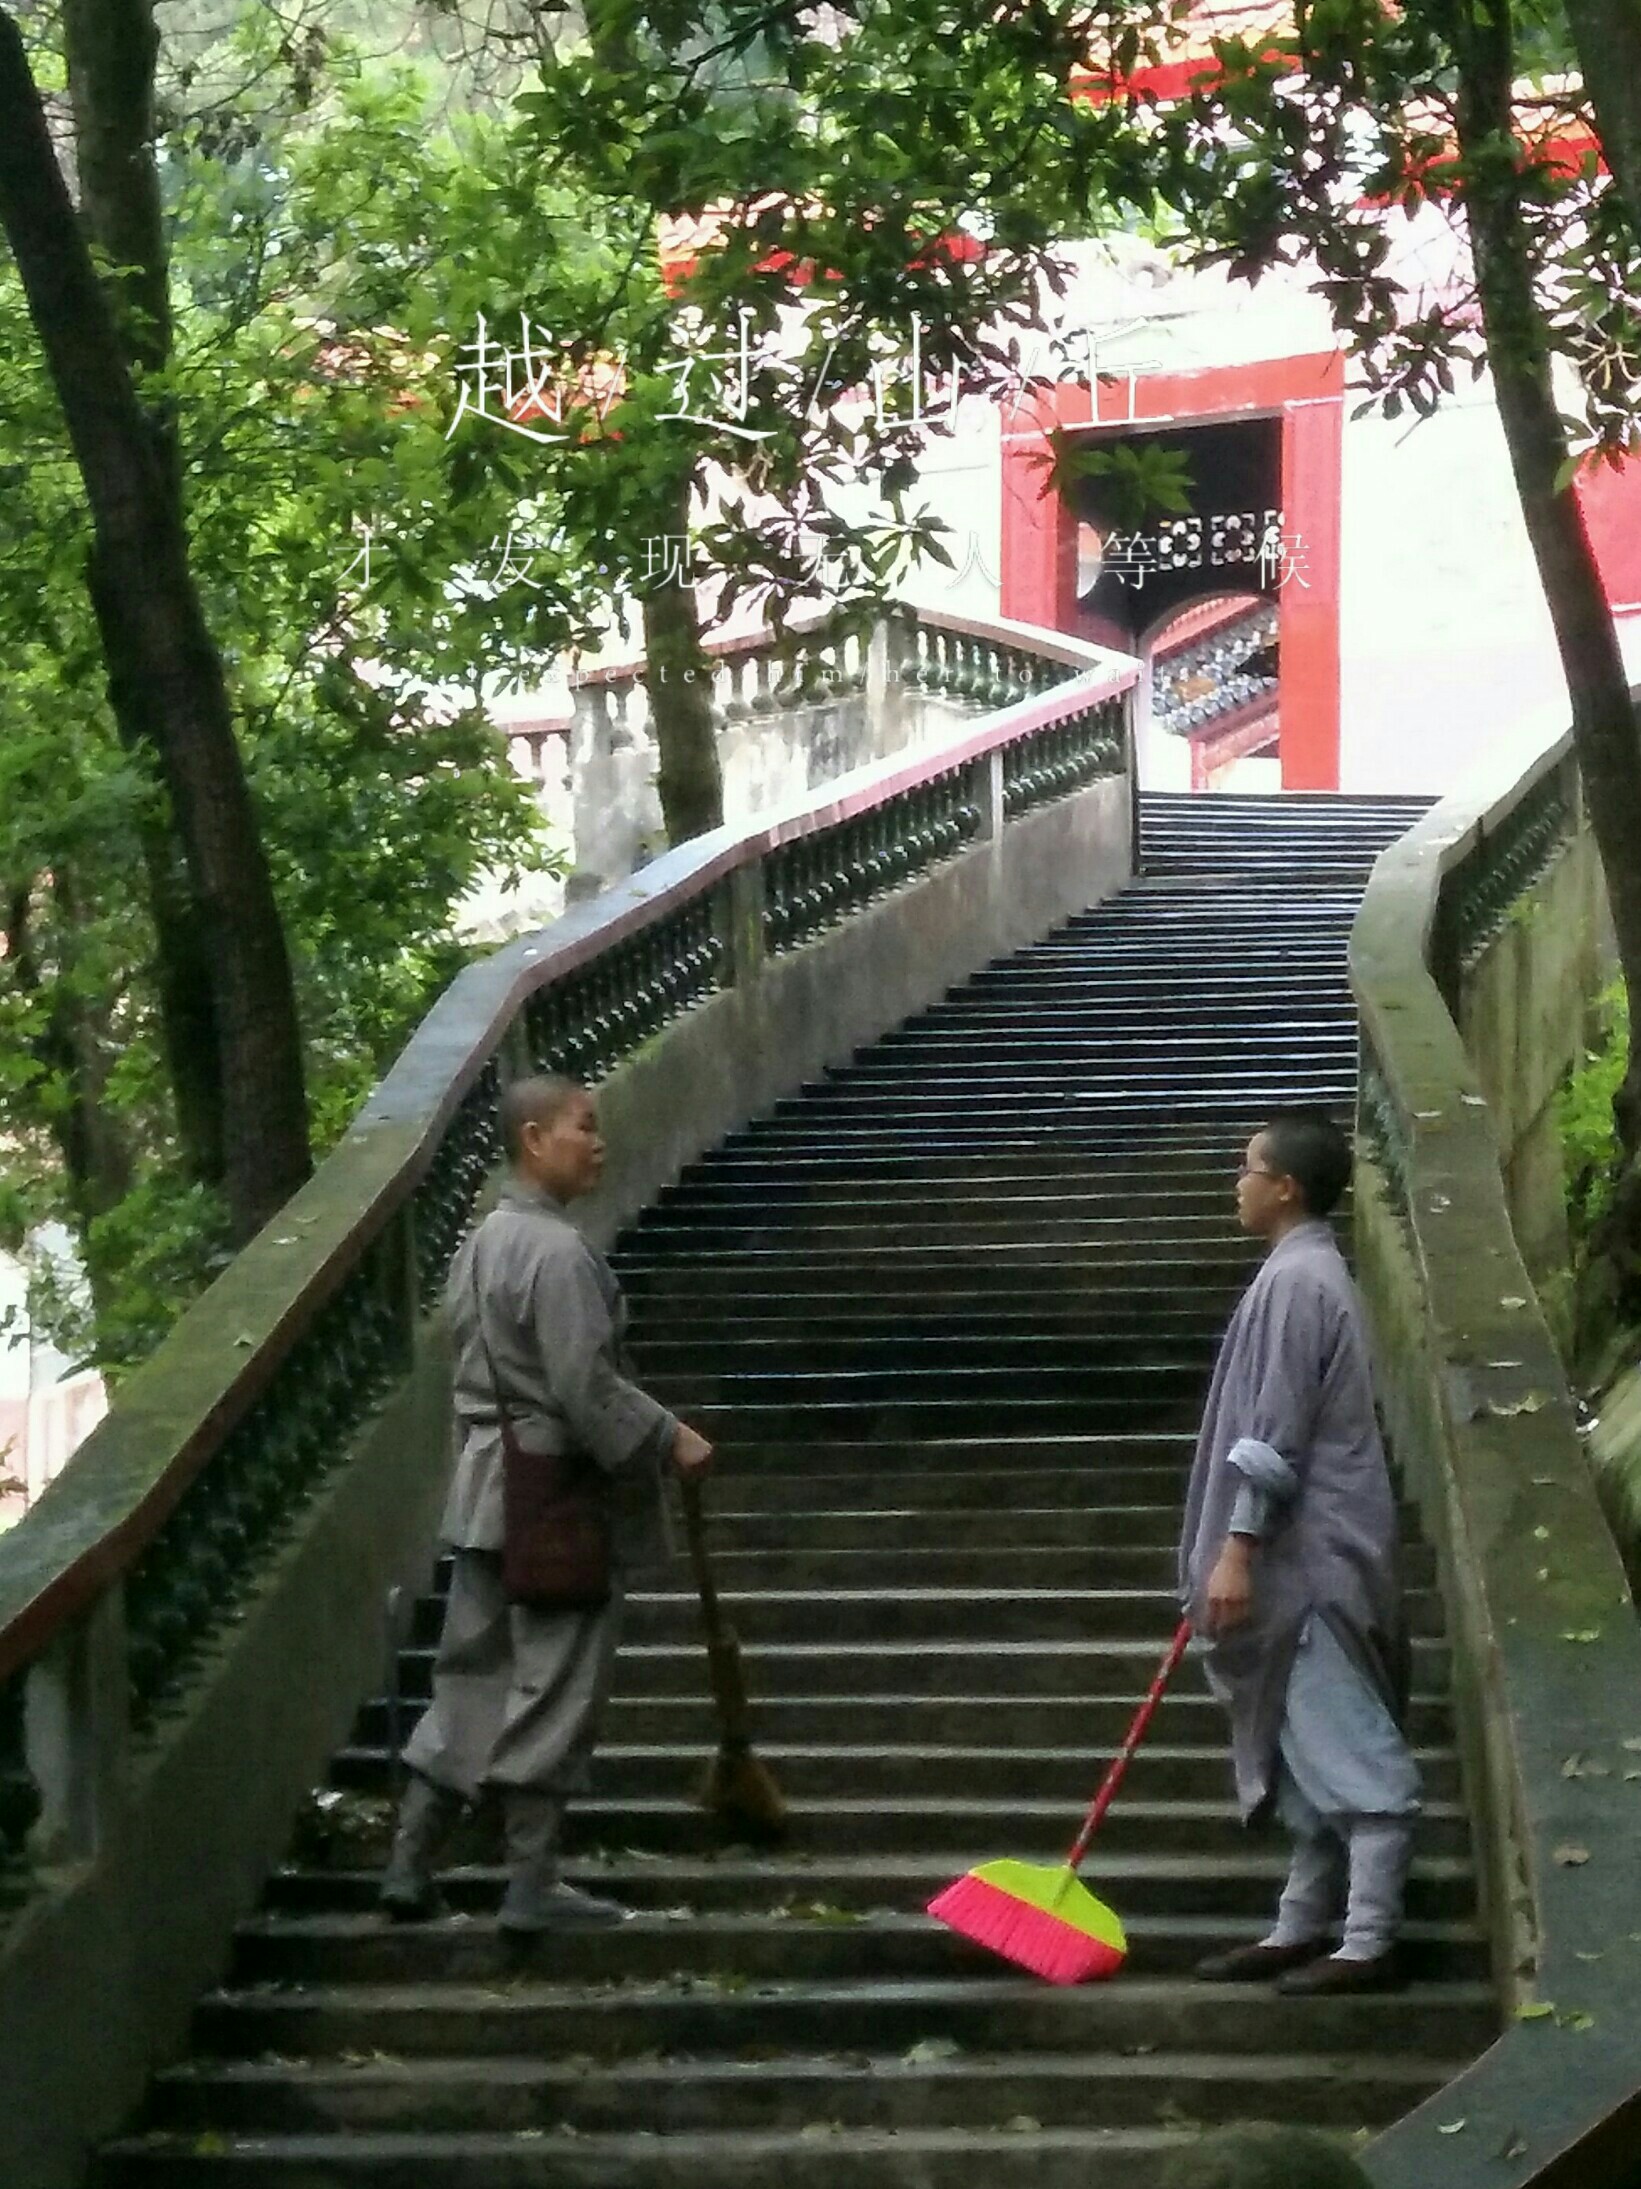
[617,1278,1256,1317]
[620,1238,1261,1278]
[636,1212,1248,1249]
[330,1739,1465,1807]
[830,1044,1360,1080]
[543,1797,1474,1861]
[634,1301,1230,1335]
[605,1588,1451,1648]
[650,1466,1197,1508]
[751,1096,1358,1130]
[646,1364,1225,1408]
[636,1438,1201,1479]
[587,1690,1459,1747]
[602,1503,1249,1550]
[680,1399,1214,1438]
[651,1173,1244,1209]
[184,1975,1498,2068]
[141,2045,1468,2138]
[92,2124,1395,2189]
[414,1541,1438,1599]
[673,1147,1251,1189]
[383,1635,1455,1702]
[226,1910,1489,1991]
[270,1851,1480,1923]
[642,1495,1423,1547]
[290,1790,1473,1865]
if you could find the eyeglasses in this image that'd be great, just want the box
[1237,1164,1282,1181]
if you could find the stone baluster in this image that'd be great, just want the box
[25,1588,129,1870]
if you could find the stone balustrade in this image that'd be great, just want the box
[1352,720,1641,2189]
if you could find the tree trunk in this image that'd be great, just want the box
[5,874,135,1339]
[62,0,227,1190]
[0,7,311,1242]
[1561,0,1641,253]
[61,0,170,389]
[1457,21,1641,1336]
[641,474,726,844]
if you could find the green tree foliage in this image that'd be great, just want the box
[1,40,568,1369]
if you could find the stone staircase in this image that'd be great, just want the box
[99,791,1497,2186]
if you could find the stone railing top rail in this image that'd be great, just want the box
[0,618,1139,1688]
[566,600,1116,684]
[1352,710,1641,2189]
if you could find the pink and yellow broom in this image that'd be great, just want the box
[928,1619,1192,1984]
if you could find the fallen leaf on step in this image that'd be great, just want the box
[1501,1297,1528,1309]
[516,2129,546,2140]
[1006,2116,1042,2133]
[1516,2001,1554,2020]
[1575,1951,1607,1963]
[1553,1845,1591,1866]
[1621,1737,1641,1753]
[1561,1629,1602,1644]
[194,2135,229,2156]
[799,2121,846,2138]
[902,2037,963,2066]
[1497,2130,1529,2161]
[1438,2118,1467,2135]
[1559,2009,1596,2032]
[1490,1392,1549,1416]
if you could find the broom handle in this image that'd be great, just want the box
[1065,1618,1192,1872]
[680,1473,747,1743]
[680,1473,720,1624]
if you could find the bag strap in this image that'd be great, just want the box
[468,1231,518,1436]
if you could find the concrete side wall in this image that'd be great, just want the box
[0,770,1133,2189]
[1456,834,1607,1285]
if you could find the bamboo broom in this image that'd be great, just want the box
[679,1474,788,1839]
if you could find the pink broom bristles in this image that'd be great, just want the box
[927,1873,1126,1986]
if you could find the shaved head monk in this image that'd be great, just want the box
[1180,1110,1420,1994]
[380,1075,713,1934]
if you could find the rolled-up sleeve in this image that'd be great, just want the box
[533,1241,677,1474]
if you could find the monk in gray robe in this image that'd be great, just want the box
[380,1074,713,1933]
[1179,1109,1419,1994]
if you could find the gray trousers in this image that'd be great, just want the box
[1261,1619,1420,1961]
[402,1549,625,1802]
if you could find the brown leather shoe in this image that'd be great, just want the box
[1277,1949,1405,1995]
[1193,1938,1333,1983]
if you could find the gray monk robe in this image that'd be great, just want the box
[403,1182,678,1804]
[1178,1219,1413,1826]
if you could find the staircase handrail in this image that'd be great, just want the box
[1351,715,1641,2189]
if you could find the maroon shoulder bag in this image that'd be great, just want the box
[471,1248,612,1613]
